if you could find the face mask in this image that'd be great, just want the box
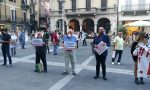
[68,34,71,37]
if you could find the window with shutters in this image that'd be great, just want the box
[86,0,91,11]
[72,0,76,12]
[101,0,107,11]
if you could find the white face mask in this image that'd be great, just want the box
[68,34,71,37]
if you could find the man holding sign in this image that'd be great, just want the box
[62,29,77,75]
[93,27,110,80]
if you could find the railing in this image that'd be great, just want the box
[65,8,97,14]
[96,7,116,14]
[51,7,116,16]
[121,4,150,12]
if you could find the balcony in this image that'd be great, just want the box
[51,7,116,17]
[121,4,150,15]
[65,8,97,16]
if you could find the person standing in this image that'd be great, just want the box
[10,31,17,57]
[52,30,59,55]
[74,31,79,49]
[62,29,77,75]
[131,32,147,85]
[82,31,87,46]
[93,27,110,80]
[43,31,50,54]
[19,30,25,49]
[0,29,12,66]
[112,32,124,65]
[33,33,47,73]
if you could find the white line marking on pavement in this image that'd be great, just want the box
[21,59,134,75]
[84,66,133,75]
[48,56,95,90]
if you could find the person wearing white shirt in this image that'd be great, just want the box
[73,31,79,49]
[10,32,17,56]
[112,32,124,65]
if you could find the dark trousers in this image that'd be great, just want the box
[76,40,79,49]
[20,39,25,49]
[83,39,87,46]
[112,50,123,63]
[11,47,16,56]
[36,52,47,71]
[95,53,107,77]
[46,45,50,53]
[2,46,12,65]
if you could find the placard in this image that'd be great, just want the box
[31,39,43,46]
[64,41,76,50]
[94,41,108,55]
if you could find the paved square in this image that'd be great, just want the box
[0,41,149,90]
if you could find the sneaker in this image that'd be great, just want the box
[140,79,145,84]
[34,70,38,72]
[72,72,76,75]
[54,53,57,55]
[44,70,47,73]
[94,76,99,79]
[117,62,120,65]
[135,79,140,85]
[62,72,69,75]
[112,62,115,65]
[102,77,107,80]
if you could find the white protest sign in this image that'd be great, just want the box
[64,41,76,50]
[136,46,150,78]
[31,39,44,46]
[94,41,108,55]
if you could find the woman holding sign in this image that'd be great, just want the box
[93,27,110,80]
[131,32,147,85]
[32,33,47,73]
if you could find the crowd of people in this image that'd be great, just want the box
[0,27,149,86]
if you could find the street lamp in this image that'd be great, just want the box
[114,0,119,36]
[59,0,65,34]
[117,0,119,31]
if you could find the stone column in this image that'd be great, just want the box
[80,25,82,32]
[94,24,97,33]
[67,25,69,32]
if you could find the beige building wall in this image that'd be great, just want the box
[0,0,27,21]
[50,0,117,33]
[0,0,32,30]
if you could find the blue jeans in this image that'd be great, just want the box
[2,45,12,65]
[53,44,58,54]
[21,40,25,49]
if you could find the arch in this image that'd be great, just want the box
[69,19,80,32]
[82,18,94,34]
[97,18,111,34]
[56,19,67,34]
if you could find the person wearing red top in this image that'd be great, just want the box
[52,30,59,55]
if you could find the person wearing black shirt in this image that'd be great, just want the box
[33,33,47,73]
[93,27,110,80]
[1,29,12,66]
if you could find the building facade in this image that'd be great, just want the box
[50,0,118,34]
[119,0,150,34]
[38,0,50,32]
[0,0,32,31]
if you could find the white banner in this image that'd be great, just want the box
[94,41,108,55]
[64,41,76,50]
[135,46,150,78]
[31,39,44,46]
